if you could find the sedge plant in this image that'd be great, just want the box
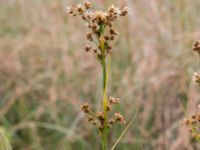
[67,1,129,149]
[182,40,200,141]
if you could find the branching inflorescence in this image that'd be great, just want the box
[67,1,129,149]
[183,40,200,141]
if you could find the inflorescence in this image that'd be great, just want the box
[183,40,200,141]
[67,1,129,62]
[192,40,200,86]
[81,96,125,131]
[183,105,200,140]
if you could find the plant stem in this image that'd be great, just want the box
[99,23,108,150]
[102,55,108,150]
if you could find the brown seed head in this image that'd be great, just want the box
[183,118,190,126]
[104,35,110,40]
[84,0,91,9]
[110,35,115,41]
[86,33,93,41]
[110,28,118,36]
[81,103,90,113]
[85,45,92,52]
[109,119,115,125]
[193,72,200,86]
[193,40,200,54]
[87,115,94,122]
[109,96,120,105]
[192,115,196,119]
[107,105,112,111]
[120,7,130,16]
[96,111,104,121]
[93,49,97,54]
[67,6,74,14]
[114,112,126,124]
[76,4,84,14]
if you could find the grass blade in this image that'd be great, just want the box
[111,110,138,150]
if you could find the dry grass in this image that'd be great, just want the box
[0,0,200,149]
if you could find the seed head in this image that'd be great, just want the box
[110,28,118,36]
[114,112,126,124]
[193,72,200,86]
[104,35,110,40]
[107,105,112,111]
[87,115,94,122]
[182,108,200,141]
[108,119,115,125]
[67,1,129,59]
[120,7,130,16]
[81,103,90,113]
[67,6,73,14]
[93,49,97,54]
[84,0,91,9]
[193,40,200,54]
[85,45,92,52]
[76,4,84,14]
[109,96,120,105]
[86,32,93,41]
[96,111,104,121]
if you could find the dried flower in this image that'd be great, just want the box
[120,7,130,16]
[114,113,126,124]
[85,45,92,52]
[107,105,112,111]
[86,32,93,41]
[81,103,90,113]
[87,115,94,122]
[84,0,91,9]
[108,119,115,125]
[109,96,120,105]
[110,28,118,36]
[76,4,84,14]
[67,6,73,14]
[183,108,200,141]
[193,72,200,86]
[193,40,200,54]
[96,111,104,121]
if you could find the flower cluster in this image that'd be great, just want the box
[67,1,129,62]
[183,106,200,140]
[192,40,200,87]
[81,96,125,131]
[182,40,200,141]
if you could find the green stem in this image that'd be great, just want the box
[102,56,108,150]
[99,23,108,150]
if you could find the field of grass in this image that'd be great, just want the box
[1,0,200,149]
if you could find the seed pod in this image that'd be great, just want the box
[109,96,120,105]
[120,7,129,16]
[85,45,92,52]
[81,103,90,113]
[76,4,84,14]
[110,29,118,36]
[84,0,91,9]
[193,40,200,53]
[109,119,115,125]
[114,113,126,124]
[86,33,93,41]
[96,111,104,121]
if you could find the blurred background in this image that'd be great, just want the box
[1,0,200,149]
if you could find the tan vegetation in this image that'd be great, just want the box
[0,0,200,149]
